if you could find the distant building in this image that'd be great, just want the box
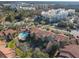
[41,9,75,23]
[3,3,11,7]
[16,3,36,10]
[19,6,36,10]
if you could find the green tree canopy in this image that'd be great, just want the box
[5,15,13,22]
[32,48,49,58]
[7,40,16,48]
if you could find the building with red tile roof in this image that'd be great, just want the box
[58,44,79,58]
[0,29,17,36]
[0,48,16,58]
[31,27,55,38]
[0,41,6,48]
[0,41,16,58]
[55,34,69,42]
[0,51,7,58]
[31,27,69,42]
[30,27,70,51]
[3,29,17,35]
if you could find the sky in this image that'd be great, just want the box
[0,0,79,1]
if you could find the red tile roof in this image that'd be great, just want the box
[59,44,79,58]
[55,34,69,41]
[0,40,15,58]
[0,41,6,46]
[31,27,55,38]
[0,28,69,42]
[0,29,17,36]
[4,29,17,35]
[0,32,3,36]
[0,48,15,58]
[30,27,69,42]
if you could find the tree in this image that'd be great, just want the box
[48,43,59,58]
[40,20,46,25]
[15,13,24,22]
[32,48,49,58]
[5,15,13,22]
[16,48,32,58]
[73,19,78,24]
[59,40,67,48]
[68,22,75,29]
[0,36,4,41]
[24,48,33,58]
[7,40,16,48]
[16,48,24,57]
[66,27,71,32]
[0,24,4,31]
[57,21,68,28]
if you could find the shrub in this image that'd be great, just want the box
[16,48,24,57]
[7,40,16,48]
[16,48,32,58]
[5,15,13,22]
[32,48,49,58]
